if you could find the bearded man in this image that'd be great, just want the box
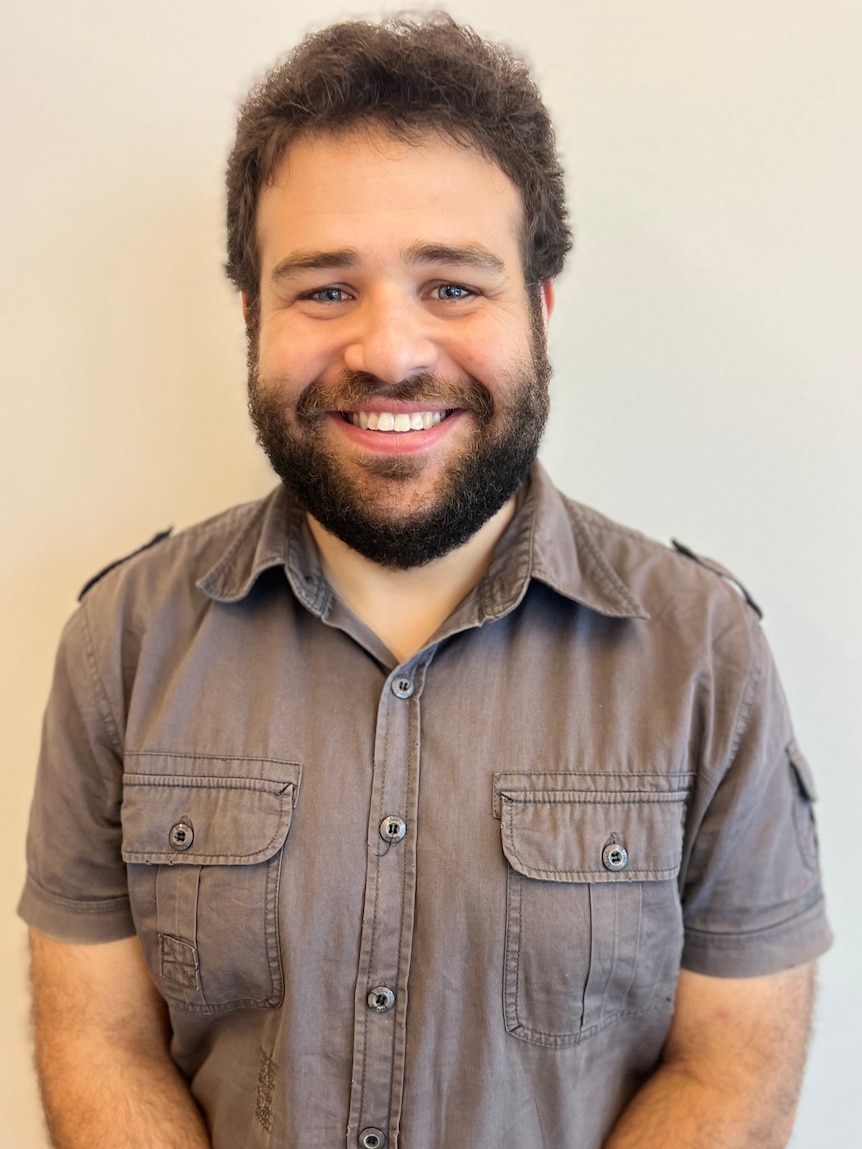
[20,15,830,1149]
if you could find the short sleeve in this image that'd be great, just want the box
[17,604,135,942]
[680,625,832,976]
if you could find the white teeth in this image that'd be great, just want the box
[347,410,446,432]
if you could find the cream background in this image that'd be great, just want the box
[2,1,859,1143]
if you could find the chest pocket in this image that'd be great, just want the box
[121,766,300,1013]
[494,772,692,1048]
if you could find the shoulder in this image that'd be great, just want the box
[539,487,766,683]
[73,490,284,644]
[565,493,762,622]
[82,494,272,592]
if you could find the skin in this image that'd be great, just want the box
[604,964,816,1147]
[30,930,211,1148]
[248,128,554,658]
[30,128,818,1146]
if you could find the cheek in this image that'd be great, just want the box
[257,322,337,386]
[446,326,531,385]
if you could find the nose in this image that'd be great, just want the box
[342,291,438,383]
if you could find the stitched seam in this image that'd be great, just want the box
[684,899,826,945]
[505,868,525,1033]
[263,850,284,1005]
[357,683,392,1129]
[80,603,123,759]
[509,866,678,881]
[201,499,270,587]
[389,688,419,1123]
[725,614,765,765]
[493,773,695,817]
[23,877,130,913]
[495,772,696,782]
[512,1000,671,1046]
[569,513,644,613]
[126,752,302,767]
[504,793,689,805]
[124,773,295,790]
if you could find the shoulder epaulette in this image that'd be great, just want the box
[78,527,173,601]
[671,539,763,619]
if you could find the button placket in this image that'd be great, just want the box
[347,663,427,1148]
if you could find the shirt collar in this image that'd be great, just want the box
[492,462,649,620]
[197,464,648,622]
[197,486,322,608]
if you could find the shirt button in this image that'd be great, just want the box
[379,815,406,844]
[367,986,396,1013]
[169,822,194,851]
[602,842,628,871]
[391,676,414,699]
[359,1129,387,1149]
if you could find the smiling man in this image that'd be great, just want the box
[20,15,831,1149]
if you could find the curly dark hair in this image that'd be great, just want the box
[225,13,572,302]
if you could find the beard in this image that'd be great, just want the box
[247,311,551,570]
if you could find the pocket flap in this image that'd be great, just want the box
[499,789,687,882]
[121,770,300,865]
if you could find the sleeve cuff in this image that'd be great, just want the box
[682,898,833,977]
[17,874,136,944]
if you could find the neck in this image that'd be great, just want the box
[307,499,517,664]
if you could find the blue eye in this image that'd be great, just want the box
[436,284,473,300]
[305,287,348,303]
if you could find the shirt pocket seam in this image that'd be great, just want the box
[497,774,692,1048]
[121,763,300,1013]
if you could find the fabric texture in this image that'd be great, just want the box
[19,464,832,1148]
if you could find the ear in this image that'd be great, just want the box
[241,292,252,324]
[539,279,555,330]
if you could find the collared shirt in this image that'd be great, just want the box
[19,464,831,1149]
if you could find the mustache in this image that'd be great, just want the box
[293,372,495,425]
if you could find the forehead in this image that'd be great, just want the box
[256,127,525,270]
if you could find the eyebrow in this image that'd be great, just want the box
[270,242,507,285]
[270,249,360,284]
[403,242,507,275]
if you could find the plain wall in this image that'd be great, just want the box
[2,1,859,1143]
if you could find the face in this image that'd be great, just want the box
[248,127,554,569]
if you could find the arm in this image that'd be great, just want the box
[604,963,816,1149]
[30,929,212,1149]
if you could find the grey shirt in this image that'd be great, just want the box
[19,464,831,1149]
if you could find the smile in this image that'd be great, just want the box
[343,410,449,432]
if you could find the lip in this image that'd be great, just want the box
[325,408,467,454]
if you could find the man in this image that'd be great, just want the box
[20,15,830,1149]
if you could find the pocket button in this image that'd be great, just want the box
[602,842,628,871]
[169,822,194,851]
